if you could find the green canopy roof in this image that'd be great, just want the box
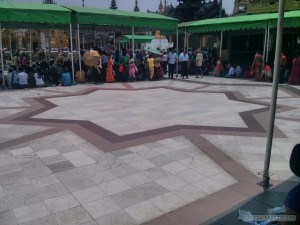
[179,10,300,33]
[65,6,178,30]
[118,35,153,43]
[0,2,71,25]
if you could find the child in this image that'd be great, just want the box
[128,59,137,81]
[265,65,272,82]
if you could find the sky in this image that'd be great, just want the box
[15,0,235,14]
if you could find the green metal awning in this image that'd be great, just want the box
[65,6,178,30]
[0,2,71,25]
[179,10,300,33]
[118,35,153,43]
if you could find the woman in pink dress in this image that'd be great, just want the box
[214,57,221,77]
[128,59,137,81]
[288,52,300,85]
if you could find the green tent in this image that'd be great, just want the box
[64,6,178,31]
[118,35,153,43]
[0,2,71,27]
[178,10,300,33]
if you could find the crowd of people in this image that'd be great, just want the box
[0,47,300,89]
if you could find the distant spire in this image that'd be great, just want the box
[110,0,118,10]
[134,0,140,12]
[82,0,84,7]
[43,0,56,4]
[158,0,163,14]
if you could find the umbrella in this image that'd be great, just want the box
[83,50,100,67]
[147,49,161,55]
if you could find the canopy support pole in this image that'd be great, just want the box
[44,28,47,63]
[94,30,96,47]
[263,0,285,187]
[69,24,75,82]
[187,32,189,53]
[0,23,5,88]
[9,30,12,61]
[266,20,270,64]
[219,30,223,58]
[263,21,268,62]
[184,28,187,51]
[176,28,179,77]
[132,26,135,59]
[29,29,32,67]
[77,24,82,78]
[82,33,85,50]
[113,32,116,52]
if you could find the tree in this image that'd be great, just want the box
[134,0,140,12]
[110,0,118,10]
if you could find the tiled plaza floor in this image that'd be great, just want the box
[0,76,299,225]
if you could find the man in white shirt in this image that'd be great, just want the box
[179,50,189,79]
[168,48,177,79]
[13,67,28,89]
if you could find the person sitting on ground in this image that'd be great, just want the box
[34,68,46,87]
[13,67,28,89]
[235,65,243,78]
[61,66,72,86]
[224,64,235,78]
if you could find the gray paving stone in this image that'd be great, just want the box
[81,221,99,225]
[109,164,138,178]
[0,198,10,213]
[6,189,43,208]
[21,159,52,178]
[148,154,174,166]
[55,206,92,225]
[2,179,33,195]
[90,170,117,185]
[142,167,172,181]
[83,197,121,219]
[41,154,67,165]
[110,182,168,208]
[60,175,95,192]
[19,214,57,225]
[96,210,137,225]
[0,171,26,186]
[149,192,187,213]
[31,174,60,188]
[44,194,79,213]
[13,202,50,224]
[124,200,164,224]
[110,150,133,157]
[0,210,18,225]
[37,182,69,200]
[72,187,106,205]
[47,161,75,173]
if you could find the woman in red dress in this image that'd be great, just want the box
[252,51,264,81]
[106,54,115,83]
[288,52,300,85]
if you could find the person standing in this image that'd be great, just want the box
[168,48,177,79]
[147,54,155,81]
[106,54,115,83]
[162,51,168,75]
[280,51,288,83]
[288,51,300,85]
[252,51,264,81]
[195,49,203,78]
[179,50,189,79]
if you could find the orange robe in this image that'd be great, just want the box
[106,58,115,82]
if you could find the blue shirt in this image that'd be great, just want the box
[168,52,177,64]
[285,183,300,212]
[62,72,72,86]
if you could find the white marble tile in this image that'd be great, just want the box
[13,202,49,224]
[124,200,164,224]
